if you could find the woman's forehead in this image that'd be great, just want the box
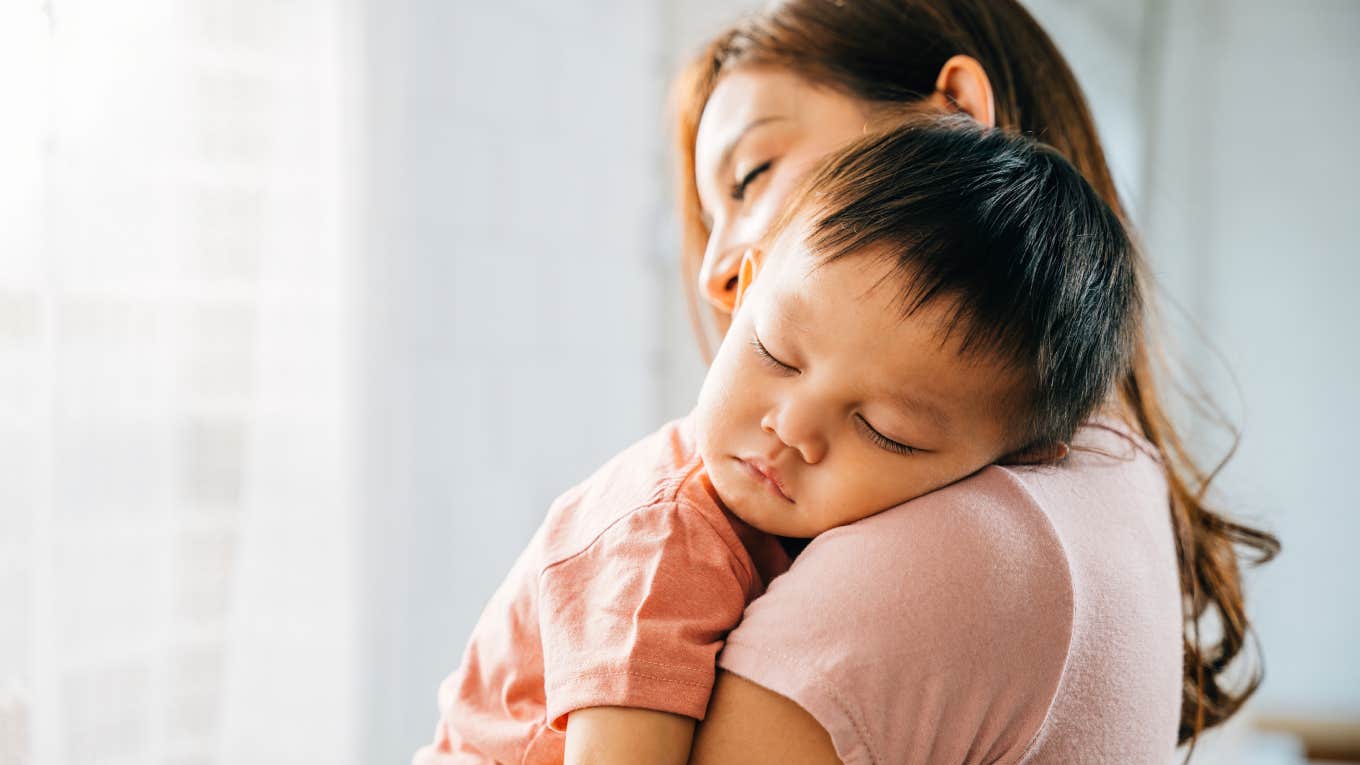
[707,66,808,122]
[695,68,803,167]
[695,66,875,175]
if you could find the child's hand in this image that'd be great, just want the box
[564,706,696,765]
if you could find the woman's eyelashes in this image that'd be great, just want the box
[729,159,774,202]
[855,415,919,456]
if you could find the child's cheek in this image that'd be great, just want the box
[694,352,740,453]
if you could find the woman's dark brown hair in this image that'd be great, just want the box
[670,0,1280,751]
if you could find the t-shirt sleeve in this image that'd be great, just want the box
[538,500,753,730]
[716,468,1075,765]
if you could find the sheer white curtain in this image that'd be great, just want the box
[0,1,360,763]
[0,1,50,758]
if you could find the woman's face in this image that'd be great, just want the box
[693,66,874,316]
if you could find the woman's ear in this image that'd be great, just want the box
[928,54,996,128]
[732,248,764,314]
[1000,441,1070,466]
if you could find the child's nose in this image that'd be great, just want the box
[760,405,827,465]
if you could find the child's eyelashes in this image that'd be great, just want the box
[730,159,774,202]
[855,415,919,456]
[750,333,799,374]
[750,330,919,457]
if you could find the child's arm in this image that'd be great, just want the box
[564,706,696,765]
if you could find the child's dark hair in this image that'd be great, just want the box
[780,115,1140,449]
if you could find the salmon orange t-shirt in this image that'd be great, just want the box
[419,417,792,764]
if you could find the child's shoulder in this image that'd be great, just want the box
[560,415,704,508]
[534,415,731,565]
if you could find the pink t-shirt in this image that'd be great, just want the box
[717,419,1184,764]
[416,418,791,764]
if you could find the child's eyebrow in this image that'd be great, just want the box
[885,388,952,434]
[777,291,949,433]
[776,290,811,334]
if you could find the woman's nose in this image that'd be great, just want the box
[761,404,827,465]
[700,236,744,313]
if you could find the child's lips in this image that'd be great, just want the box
[737,457,795,503]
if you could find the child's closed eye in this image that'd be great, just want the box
[855,414,919,456]
[750,333,798,374]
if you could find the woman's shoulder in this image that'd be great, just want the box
[719,467,1075,765]
[806,462,1080,647]
[751,415,1172,660]
[807,416,1168,582]
[805,463,1072,601]
[716,419,1176,765]
[998,416,1167,514]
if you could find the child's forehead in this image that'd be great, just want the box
[756,248,1026,438]
[761,242,1021,374]
[766,238,914,322]
[763,249,915,347]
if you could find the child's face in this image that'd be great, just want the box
[694,230,1028,538]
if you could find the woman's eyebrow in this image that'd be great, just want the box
[718,115,789,173]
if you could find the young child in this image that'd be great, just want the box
[414,115,1139,764]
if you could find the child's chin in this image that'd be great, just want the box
[728,498,817,539]
[706,457,819,537]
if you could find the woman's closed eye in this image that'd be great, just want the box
[855,414,919,456]
[730,159,773,202]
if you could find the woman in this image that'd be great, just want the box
[674,2,1279,763]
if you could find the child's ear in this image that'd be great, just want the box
[1000,441,1069,466]
[732,248,765,314]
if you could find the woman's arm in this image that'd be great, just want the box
[565,707,695,765]
[689,672,841,765]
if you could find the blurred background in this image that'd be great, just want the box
[0,0,1355,763]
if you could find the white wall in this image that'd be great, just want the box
[1142,0,1360,721]
[355,1,672,759]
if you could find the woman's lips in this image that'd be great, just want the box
[737,457,794,503]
